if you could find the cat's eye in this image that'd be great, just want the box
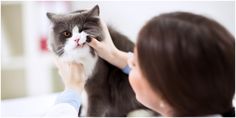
[79,28,83,33]
[62,31,71,37]
[79,28,89,33]
[82,28,89,31]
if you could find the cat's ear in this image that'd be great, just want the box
[46,12,58,22]
[88,5,100,16]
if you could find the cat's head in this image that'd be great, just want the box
[46,5,104,62]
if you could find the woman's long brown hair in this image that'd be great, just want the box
[137,12,235,116]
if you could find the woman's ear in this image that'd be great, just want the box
[88,5,100,16]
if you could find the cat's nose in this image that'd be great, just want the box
[74,38,80,43]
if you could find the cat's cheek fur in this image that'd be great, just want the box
[47,28,55,52]
[78,31,89,45]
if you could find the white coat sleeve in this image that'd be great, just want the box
[43,89,81,117]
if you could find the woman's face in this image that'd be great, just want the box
[128,48,164,113]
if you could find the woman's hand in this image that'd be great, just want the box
[54,57,86,93]
[86,21,130,69]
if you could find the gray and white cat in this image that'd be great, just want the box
[47,5,154,116]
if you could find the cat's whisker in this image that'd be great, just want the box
[56,48,64,53]
[55,47,63,52]
[55,48,64,56]
[56,45,64,49]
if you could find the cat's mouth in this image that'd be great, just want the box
[76,42,86,48]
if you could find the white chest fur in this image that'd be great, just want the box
[80,90,89,116]
[75,53,98,78]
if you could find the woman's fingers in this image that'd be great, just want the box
[86,37,102,50]
[52,53,86,91]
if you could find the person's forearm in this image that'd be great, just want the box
[108,49,130,69]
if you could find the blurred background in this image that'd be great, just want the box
[1,1,235,117]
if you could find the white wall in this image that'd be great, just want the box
[72,1,234,42]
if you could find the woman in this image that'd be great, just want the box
[47,12,235,116]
